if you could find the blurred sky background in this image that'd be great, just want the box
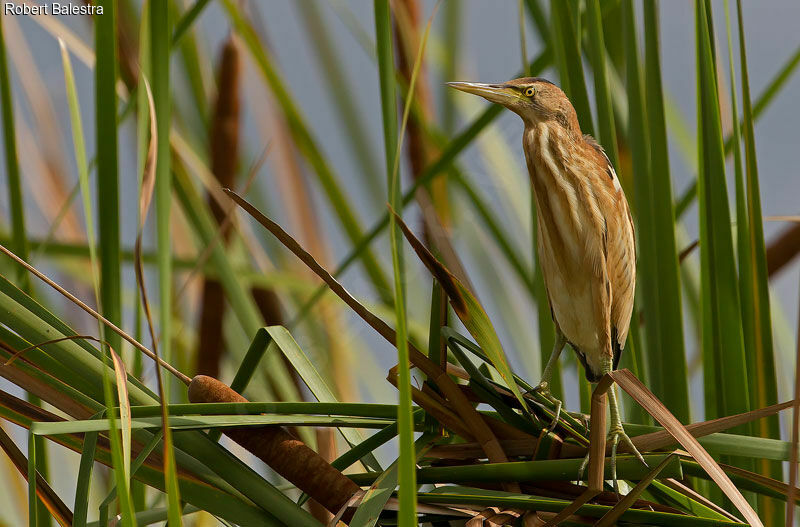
[2,0,800,416]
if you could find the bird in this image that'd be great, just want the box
[448,77,643,484]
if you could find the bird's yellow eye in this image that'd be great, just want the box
[525,87,535,97]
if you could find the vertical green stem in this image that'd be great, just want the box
[0,9,29,292]
[95,0,122,356]
[734,0,782,518]
[623,0,657,397]
[27,433,36,527]
[517,0,528,73]
[151,0,171,396]
[549,0,594,135]
[151,1,182,524]
[642,0,689,422]
[440,0,461,132]
[374,1,415,523]
[585,0,619,168]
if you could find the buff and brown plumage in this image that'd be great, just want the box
[448,77,643,482]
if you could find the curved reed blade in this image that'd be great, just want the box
[611,369,762,526]
[631,400,793,452]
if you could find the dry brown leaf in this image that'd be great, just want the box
[138,77,157,232]
[386,365,472,439]
[132,74,172,390]
[610,369,763,526]
[764,216,800,223]
[631,399,794,452]
[526,511,594,526]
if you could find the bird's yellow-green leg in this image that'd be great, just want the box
[532,331,566,432]
[606,375,647,493]
[601,356,648,493]
[578,357,648,494]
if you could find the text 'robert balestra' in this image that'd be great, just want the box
[4,2,104,15]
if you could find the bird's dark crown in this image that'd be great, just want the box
[503,77,555,87]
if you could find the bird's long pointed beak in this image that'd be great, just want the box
[446,81,520,106]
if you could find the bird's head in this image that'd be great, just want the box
[447,77,580,132]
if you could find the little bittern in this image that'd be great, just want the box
[449,78,642,484]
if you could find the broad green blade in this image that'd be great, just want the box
[94,0,122,365]
[72,429,98,527]
[549,0,595,135]
[622,0,690,422]
[695,3,754,504]
[585,0,619,168]
[31,415,397,435]
[642,1,690,422]
[349,454,681,485]
[130,401,399,419]
[0,284,319,527]
[695,0,750,422]
[0,0,30,292]
[150,0,182,523]
[733,0,782,519]
[97,430,163,513]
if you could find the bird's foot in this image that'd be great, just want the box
[528,381,563,433]
[576,424,648,494]
[607,424,648,494]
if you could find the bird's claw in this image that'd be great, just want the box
[607,424,647,494]
[529,381,563,433]
[576,425,648,495]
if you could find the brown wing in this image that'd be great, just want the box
[605,170,636,354]
[586,136,636,359]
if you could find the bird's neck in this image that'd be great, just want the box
[522,122,581,188]
[523,122,585,240]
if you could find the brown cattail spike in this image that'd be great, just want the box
[195,35,242,378]
[187,375,361,515]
